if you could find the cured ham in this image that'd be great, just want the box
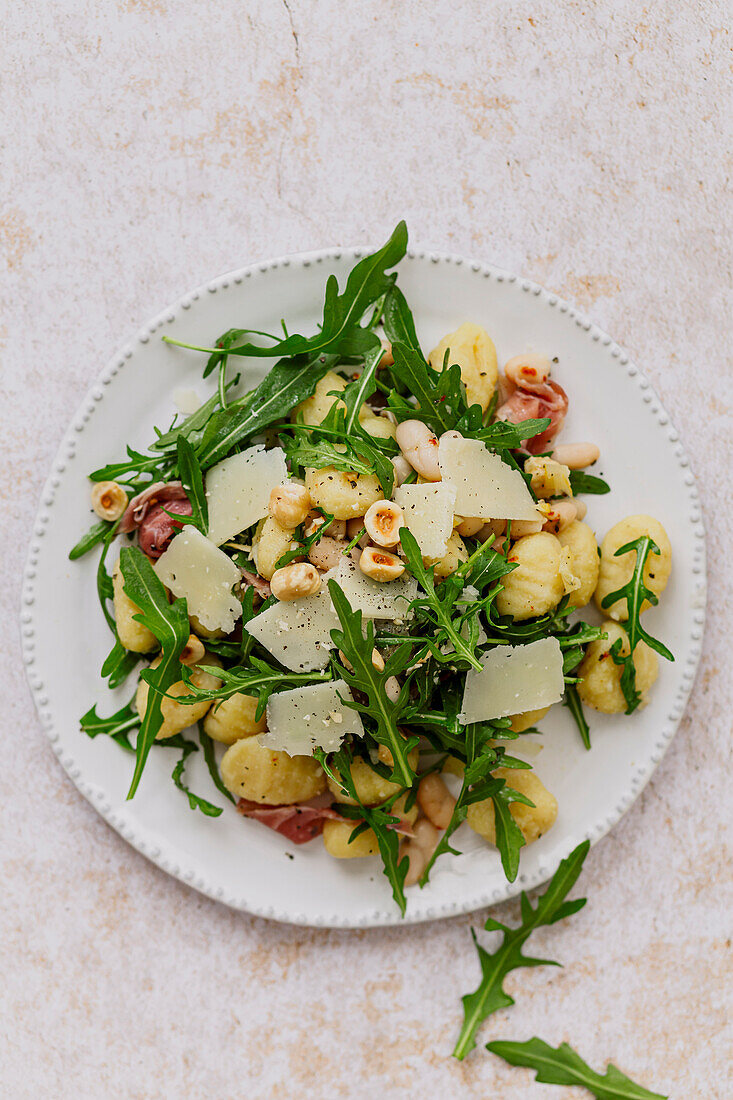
[138,499,193,559]
[240,569,272,600]
[496,379,568,454]
[236,798,345,844]
[119,481,190,533]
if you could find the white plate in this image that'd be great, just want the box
[21,245,706,927]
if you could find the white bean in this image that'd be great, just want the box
[542,500,578,534]
[479,519,507,540]
[308,536,346,571]
[395,420,441,481]
[508,518,544,537]
[179,634,206,666]
[390,454,412,487]
[456,516,484,538]
[551,442,600,469]
[504,353,552,387]
[416,773,456,829]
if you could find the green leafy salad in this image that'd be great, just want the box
[72,221,674,918]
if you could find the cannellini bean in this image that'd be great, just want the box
[395,420,441,481]
[345,517,370,548]
[542,500,579,534]
[91,480,128,521]
[269,483,312,528]
[402,818,440,886]
[385,676,401,703]
[179,634,206,666]
[339,647,384,672]
[364,500,404,547]
[270,562,321,600]
[574,498,588,520]
[504,353,552,387]
[390,454,412,487]
[479,519,507,540]
[308,536,346,572]
[456,516,484,538]
[552,442,600,469]
[417,773,456,829]
[358,546,405,582]
[379,339,394,368]
[305,513,347,539]
[508,517,544,537]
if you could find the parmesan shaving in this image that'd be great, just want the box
[205,444,288,545]
[260,679,363,756]
[459,637,564,723]
[333,556,416,620]
[244,580,340,671]
[154,527,242,633]
[393,482,457,559]
[438,434,541,521]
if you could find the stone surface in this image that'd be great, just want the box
[2,2,731,1097]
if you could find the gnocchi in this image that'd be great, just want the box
[425,529,469,579]
[305,465,383,520]
[327,753,419,806]
[577,621,659,713]
[467,767,558,846]
[594,515,672,620]
[428,323,498,412]
[495,532,566,620]
[135,654,223,740]
[203,692,266,745]
[112,557,158,653]
[220,736,326,803]
[253,515,299,580]
[557,520,600,609]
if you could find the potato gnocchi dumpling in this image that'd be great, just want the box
[305,465,383,520]
[203,692,266,745]
[577,621,659,713]
[509,705,551,734]
[112,558,158,653]
[466,767,558,846]
[425,529,469,578]
[220,737,326,804]
[496,532,566,620]
[557,520,600,609]
[135,654,223,740]
[428,322,498,412]
[594,514,672,620]
[322,820,380,858]
[253,515,298,580]
[292,370,347,426]
[327,754,419,806]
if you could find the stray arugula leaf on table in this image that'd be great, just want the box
[486,1038,667,1099]
[452,839,589,1060]
[600,536,674,713]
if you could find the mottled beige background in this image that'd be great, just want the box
[3,2,731,1097]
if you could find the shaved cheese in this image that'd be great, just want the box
[244,581,340,671]
[333,556,416,620]
[260,679,363,756]
[439,434,541,521]
[154,527,241,633]
[205,445,288,545]
[394,482,457,559]
[459,637,564,722]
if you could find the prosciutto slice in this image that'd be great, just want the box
[241,570,272,600]
[236,798,345,844]
[119,481,189,533]
[496,379,569,454]
[137,499,193,559]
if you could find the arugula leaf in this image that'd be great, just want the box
[490,783,535,881]
[69,519,113,561]
[119,547,190,798]
[80,701,138,753]
[176,436,208,533]
[172,658,332,718]
[328,580,418,787]
[158,733,224,817]
[331,745,410,915]
[469,418,552,451]
[282,433,377,479]
[388,343,468,434]
[486,1039,667,1099]
[90,446,171,484]
[382,284,422,354]
[198,722,235,804]
[452,839,589,1059]
[569,470,611,495]
[164,222,408,364]
[600,536,674,714]
[564,683,591,749]
[399,528,484,670]
[100,639,140,690]
[273,511,335,569]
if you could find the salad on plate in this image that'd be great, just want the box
[72,222,674,915]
